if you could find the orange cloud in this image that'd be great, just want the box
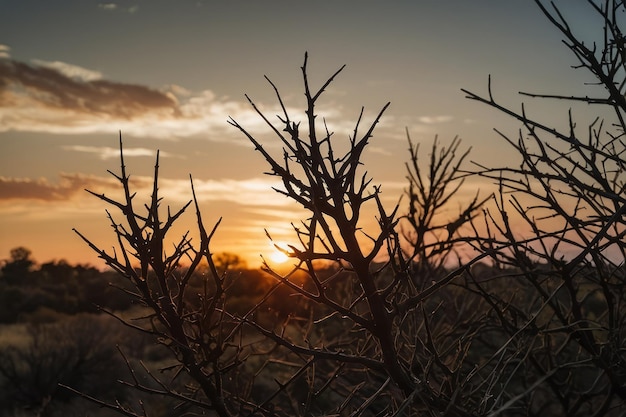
[0,172,291,207]
[62,145,176,160]
[0,174,121,201]
[0,170,405,210]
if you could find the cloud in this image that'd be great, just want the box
[243,207,304,218]
[98,3,118,11]
[98,3,139,13]
[417,115,453,124]
[0,58,179,129]
[0,45,10,59]
[0,172,292,207]
[0,57,296,140]
[0,173,121,201]
[162,177,405,209]
[62,145,176,160]
[160,177,293,207]
[31,60,103,82]
[367,145,392,156]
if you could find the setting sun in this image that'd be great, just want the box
[267,241,291,264]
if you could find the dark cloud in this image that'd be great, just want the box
[0,56,286,138]
[0,173,151,201]
[0,58,179,119]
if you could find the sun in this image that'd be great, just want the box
[268,241,291,264]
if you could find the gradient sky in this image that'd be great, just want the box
[0,1,597,268]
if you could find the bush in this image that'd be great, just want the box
[67,1,626,416]
[0,314,129,416]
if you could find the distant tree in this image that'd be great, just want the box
[1,246,35,285]
[8,246,33,264]
[213,251,247,273]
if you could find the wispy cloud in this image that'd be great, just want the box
[0,58,179,132]
[0,174,121,201]
[0,172,292,207]
[31,59,103,82]
[0,54,393,143]
[0,45,10,59]
[98,3,139,13]
[0,57,301,140]
[62,145,176,160]
[417,115,453,124]
[367,145,393,156]
[98,2,139,14]
[160,177,292,207]
[0,170,405,211]
[98,3,118,11]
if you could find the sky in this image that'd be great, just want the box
[0,0,598,268]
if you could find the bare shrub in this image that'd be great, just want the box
[0,314,127,416]
[227,53,491,416]
[68,2,626,416]
[72,140,266,416]
[460,0,626,415]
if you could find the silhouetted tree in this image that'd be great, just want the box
[72,137,275,416]
[213,252,247,273]
[1,247,35,285]
[228,53,486,416]
[460,0,626,415]
[68,1,626,416]
[402,133,490,284]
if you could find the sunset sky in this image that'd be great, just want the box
[0,1,598,268]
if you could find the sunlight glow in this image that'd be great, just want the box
[268,241,291,264]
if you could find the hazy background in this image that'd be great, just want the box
[0,0,596,267]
